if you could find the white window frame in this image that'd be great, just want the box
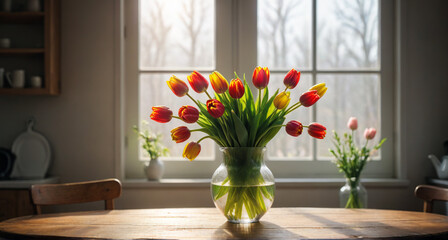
[123,0,396,179]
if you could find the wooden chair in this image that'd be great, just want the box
[414,184,448,213]
[31,178,122,214]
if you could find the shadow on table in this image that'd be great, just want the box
[301,211,448,240]
[212,221,303,239]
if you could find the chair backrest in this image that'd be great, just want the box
[414,184,448,213]
[31,178,122,214]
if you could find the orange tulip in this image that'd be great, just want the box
[252,66,270,89]
[229,78,245,99]
[206,99,225,118]
[299,90,320,107]
[183,141,201,161]
[283,69,300,89]
[308,123,326,139]
[209,71,228,94]
[150,106,173,123]
[273,91,291,109]
[170,126,191,143]
[285,120,303,137]
[178,105,199,124]
[187,71,209,93]
[167,75,189,97]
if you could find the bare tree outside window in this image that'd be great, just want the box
[258,0,312,70]
[140,0,214,69]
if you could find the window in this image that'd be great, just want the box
[125,0,395,179]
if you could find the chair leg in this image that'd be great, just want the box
[423,200,432,213]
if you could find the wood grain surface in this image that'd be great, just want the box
[1,208,448,239]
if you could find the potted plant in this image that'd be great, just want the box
[134,121,169,180]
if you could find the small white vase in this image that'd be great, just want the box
[144,158,164,180]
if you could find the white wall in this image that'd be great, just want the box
[0,0,447,213]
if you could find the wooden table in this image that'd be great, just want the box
[1,208,448,239]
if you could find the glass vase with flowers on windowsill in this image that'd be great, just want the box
[150,66,328,223]
[330,117,386,208]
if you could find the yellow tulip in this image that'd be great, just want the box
[309,83,327,97]
[273,91,291,109]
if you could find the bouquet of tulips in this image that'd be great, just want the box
[150,67,327,157]
[329,117,386,208]
[150,66,327,220]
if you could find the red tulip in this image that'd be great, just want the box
[150,106,173,123]
[183,141,201,161]
[283,69,300,89]
[206,99,225,118]
[229,78,245,99]
[187,71,209,93]
[252,66,270,89]
[209,71,228,94]
[170,126,191,143]
[286,120,303,137]
[299,90,320,107]
[178,105,199,123]
[364,128,377,140]
[167,75,189,97]
[347,117,358,130]
[308,123,326,139]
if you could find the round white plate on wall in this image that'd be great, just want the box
[10,120,51,179]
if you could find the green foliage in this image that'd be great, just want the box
[194,74,287,147]
[133,121,169,159]
[329,130,386,180]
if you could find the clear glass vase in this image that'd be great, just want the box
[339,178,367,208]
[211,147,275,223]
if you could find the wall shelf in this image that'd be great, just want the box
[0,48,45,54]
[0,0,60,96]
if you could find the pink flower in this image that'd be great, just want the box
[364,128,377,140]
[347,117,358,130]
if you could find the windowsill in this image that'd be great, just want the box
[123,178,410,189]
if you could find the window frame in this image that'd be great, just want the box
[124,0,396,179]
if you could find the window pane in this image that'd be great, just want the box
[139,0,215,69]
[258,0,312,70]
[316,74,380,159]
[317,0,379,70]
[267,74,313,160]
[139,73,214,160]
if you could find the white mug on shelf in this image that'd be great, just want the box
[6,70,26,88]
[0,38,10,48]
[30,76,42,88]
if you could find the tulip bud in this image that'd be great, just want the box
[252,66,270,89]
[209,71,228,94]
[167,75,189,97]
[170,126,191,143]
[183,141,201,161]
[308,123,326,139]
[187,71,209,93]
[299,90,320,107]
[283,69,300,89]
[286,120,303,137]
[229,78,245,99]
[150,106,173,123]
[206,99,225,118]
[309,83,327,98]
[273,91,291,109]
[178,105,199,123]
[364,128,377,140]
[347,117,358,130]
